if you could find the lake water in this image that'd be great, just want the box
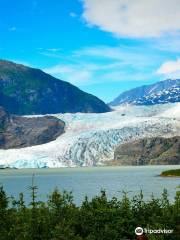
[0,165,179,205]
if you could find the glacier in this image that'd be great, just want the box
[0,103,180,168]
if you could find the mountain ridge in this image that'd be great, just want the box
[0,60,111,115]
[110,79,180,106]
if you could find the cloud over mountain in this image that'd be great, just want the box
[157,59,180,78]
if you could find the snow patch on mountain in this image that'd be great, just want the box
[110,79,180,106]
[0,103,180,168]
[134,85,180,105]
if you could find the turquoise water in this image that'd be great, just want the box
[0,165,179,205]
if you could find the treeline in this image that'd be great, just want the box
[0,185,179,240]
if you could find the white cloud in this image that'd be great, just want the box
[157,58,180,78]
[152,37,180,53]
[39,52,62,58]
[44,59,154,86]
[100,71,151,82]
[44,65,72,75]
[82,0,180,38]
[74,45,160,68]
[44,64,93,85]
[43,44,163,86]
[39,48,62,58]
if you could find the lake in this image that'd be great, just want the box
[0,165,179,205]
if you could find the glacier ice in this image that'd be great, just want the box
[0,103,180,168]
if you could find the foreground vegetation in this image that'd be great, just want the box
[0,185,179,240]
[160,169,180,177]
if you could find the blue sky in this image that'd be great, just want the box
[0,0,180,102]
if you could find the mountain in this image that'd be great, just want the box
[0,60,110,114]
[113,136,180,165]
[110,79,180,106]
[0,107,65,149]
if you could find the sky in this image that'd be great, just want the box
[0,0,180,102]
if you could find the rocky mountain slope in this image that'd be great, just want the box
[0,103,179,168]
[113,136,180,166]
[110,79,180,106]
[0,107,65,149]
[0,60,110,114]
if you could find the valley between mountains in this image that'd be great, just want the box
[0,60,180,168]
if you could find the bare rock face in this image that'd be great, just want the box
[0,107,65,149]
[113,136,180,165]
